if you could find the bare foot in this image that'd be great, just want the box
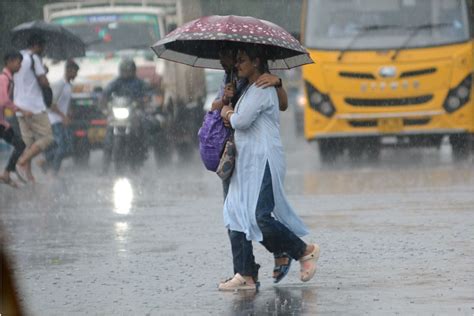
[16,163,35,183]
[0,174,18,188]
[25,161,35,183]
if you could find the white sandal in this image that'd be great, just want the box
[218,273,257,291]
[299,244,320,282]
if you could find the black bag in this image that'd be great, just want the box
[30,54,53,108]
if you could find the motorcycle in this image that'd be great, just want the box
[107,94,148,171]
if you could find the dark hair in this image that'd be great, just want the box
[238,44,270,74]
[27,33,46,48]
[217,41,239,60]
[65,59,79,71]
[3,50,23,65]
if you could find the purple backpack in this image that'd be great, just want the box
[198,110,231,171]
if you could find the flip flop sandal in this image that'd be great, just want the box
[299,244,320,282]
[13,170,28,184]
[273,253,292,283]
[15,165,34,183]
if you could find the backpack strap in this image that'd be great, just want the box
[28,54,53,108]
[30,54,37,77]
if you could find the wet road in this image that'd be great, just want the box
[1,113,474,315]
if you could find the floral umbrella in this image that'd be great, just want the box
[151,15,313,70]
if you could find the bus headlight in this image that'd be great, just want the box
[297,95,306,108]
[456,86,469,99]
[310,91,323,104]
[443,74,471,113]
[305,81,335,117]
[113,107,130,120]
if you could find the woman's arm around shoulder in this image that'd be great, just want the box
[225,86,274,130]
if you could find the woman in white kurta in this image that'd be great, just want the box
[218,46,320,291]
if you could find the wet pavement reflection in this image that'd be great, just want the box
[1,113,473,315]
[227,286,318,315]
[113,178,133,215]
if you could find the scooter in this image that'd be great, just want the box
[107,94,148,171]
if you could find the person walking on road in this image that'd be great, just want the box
[217,45,320,291]
[209,44,295,285]
[13,33,54,182]
[39,59,79,176]
[0,51,32,188]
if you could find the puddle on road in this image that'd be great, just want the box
[223,285,319,315]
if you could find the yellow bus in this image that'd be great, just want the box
[301,0,473,162]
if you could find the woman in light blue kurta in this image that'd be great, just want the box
[217,46,320,291]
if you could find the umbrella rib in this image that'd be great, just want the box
[193,55,199,67]
[282,56,290,69]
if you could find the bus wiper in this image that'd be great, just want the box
[337,24,402,62]
[391,22,453,61]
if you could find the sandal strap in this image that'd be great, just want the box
[299,244,320,262]
[274,252,290,259]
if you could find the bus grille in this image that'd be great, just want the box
[339,71,375,79]
[348,118,431,128]
[348,120,377,127]
[400,68,436,78]
[345,95,433,107]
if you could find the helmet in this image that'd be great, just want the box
[119,59,136,77]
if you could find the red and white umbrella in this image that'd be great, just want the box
[151,15,313,70]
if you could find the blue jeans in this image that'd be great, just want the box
[228,230,260,278]
[255,163,307,260]
[0,125,25,172]
[45,123,72,173]
[228,162,306,276]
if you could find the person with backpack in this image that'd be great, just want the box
[0,50,32,188]
[218,45,319,291]
[38,60,79,176]
[200,43,295,287]
[13,33,54,183]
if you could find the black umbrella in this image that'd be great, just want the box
[11,20,85,60]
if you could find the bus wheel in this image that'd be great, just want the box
[366,138,381,161]
[347,139,364,161]
[450,134,469,161]
[318,139,343,164]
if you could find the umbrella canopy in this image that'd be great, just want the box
[11,20,85,60]
[151,15,313,70]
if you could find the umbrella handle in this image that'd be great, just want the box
[231,69,237,89]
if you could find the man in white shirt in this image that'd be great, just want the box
[41,60,79,175]
[14,33,54,182]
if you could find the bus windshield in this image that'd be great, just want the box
[305,0,469,50]
[52,13,160,53]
